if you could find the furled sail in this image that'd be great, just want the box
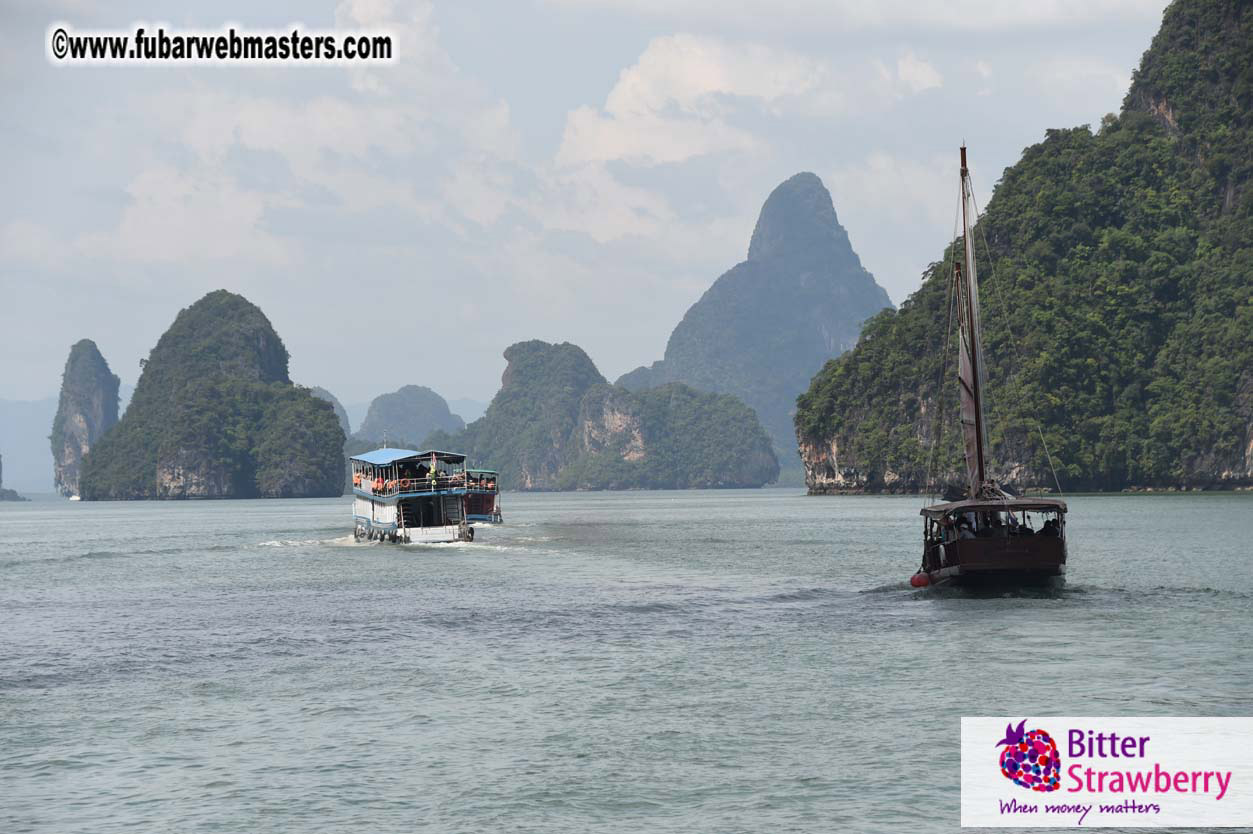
[956,149,990,497]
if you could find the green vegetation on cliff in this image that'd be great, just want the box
[796,0,1252,492]
[426,340,779,490]
[81,291,345,499]
[310,387,351,436]
[555,383,779,490]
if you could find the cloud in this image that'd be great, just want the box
[542,0,1166,31]
[556,35,828,167]
[543,34,947,245]
[895,51,943,94]
[530,163,677,242]
[1,220,68,268]
[43,0,526,274]
[77,163,292,266]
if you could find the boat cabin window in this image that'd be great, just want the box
[930,508,1064,542]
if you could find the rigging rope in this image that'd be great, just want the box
[966,178,1065,498]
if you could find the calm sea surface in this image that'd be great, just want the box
[2,491,1251,833]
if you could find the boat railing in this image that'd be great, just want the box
[355,473,498,497]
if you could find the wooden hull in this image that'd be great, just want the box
[924,536,1066,587]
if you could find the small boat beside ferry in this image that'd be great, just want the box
[350,449,501,543]
[915,147,1068,588]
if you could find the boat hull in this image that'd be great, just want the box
[924,536,1066,588]
[354,520,473,544]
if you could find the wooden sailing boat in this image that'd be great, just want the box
[917,147,1067,587]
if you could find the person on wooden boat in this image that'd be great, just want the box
[957,518,975,539]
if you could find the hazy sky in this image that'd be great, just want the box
[2,0,1169,404]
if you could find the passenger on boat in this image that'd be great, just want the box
[1040,519,1060,537]
[957,518,975,540]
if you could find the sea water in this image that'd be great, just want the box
[2,491,1250,833]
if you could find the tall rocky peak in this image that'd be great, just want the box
[747,172,862,269]
[80,290,344,500]
[425,340,778,490]
[354,385,464,445]
[51,339,120,497]
[616,172,891,475]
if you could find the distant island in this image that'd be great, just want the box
[796,0,1252,493]
[618,172,891,479]
[51,339,120,498]
[353,385,464,445]
[425,340,779,490]
[80,290,346,500]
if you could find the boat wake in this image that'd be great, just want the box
[258,536,353,548]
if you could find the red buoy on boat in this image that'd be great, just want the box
[909,573,930,588]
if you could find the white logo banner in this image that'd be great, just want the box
[961,717,1253,827]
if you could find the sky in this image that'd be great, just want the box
[1,0,1170,405]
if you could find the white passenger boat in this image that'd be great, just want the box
[350,449,501,543]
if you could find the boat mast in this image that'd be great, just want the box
[958,145,990,496]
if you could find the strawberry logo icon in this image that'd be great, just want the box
[996,719,1061,792]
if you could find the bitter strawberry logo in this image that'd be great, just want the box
[996,719,1061,792]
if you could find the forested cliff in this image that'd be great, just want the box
[427,341,778,490]
[796,0,1252,493]
[81,291,345,499]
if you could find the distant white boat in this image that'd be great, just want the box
[69,495,81,502]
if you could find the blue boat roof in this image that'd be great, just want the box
[350,448,467,465]
[351,448,421,465]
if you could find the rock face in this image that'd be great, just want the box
[617,173,891,473]
[426,340,779,490]
[796,0,1253,493]
[310,387,351,436]
[354,385,464,446]
[80,290,345,500]
[50,339,120,497]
